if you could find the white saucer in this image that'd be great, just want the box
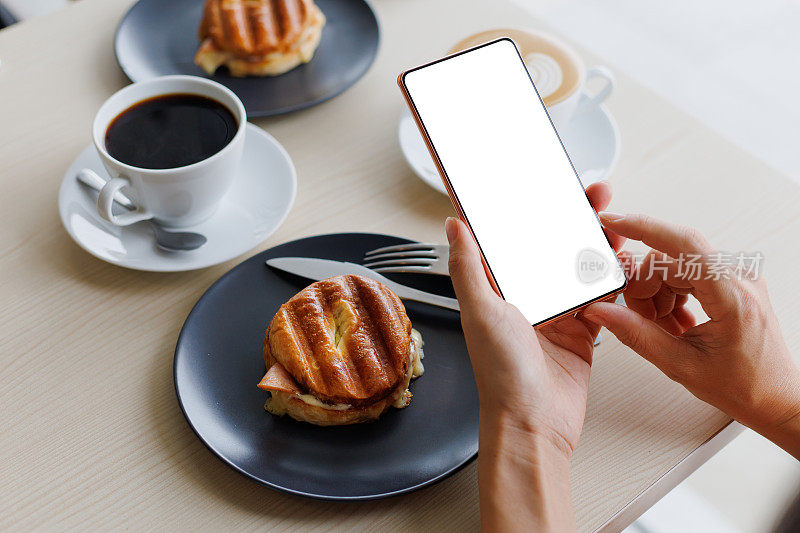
[398,98,621,194]
[59,123,297,272]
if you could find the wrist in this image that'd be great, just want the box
[735,365,800,460]
[479,408,574,531]
[481,406,575,461]
[754,370,800,459]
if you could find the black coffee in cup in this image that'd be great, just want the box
[104,93,238,170]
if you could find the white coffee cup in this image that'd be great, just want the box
[88,75,246,228]
[535,61,615,129]
[450,29,615,128]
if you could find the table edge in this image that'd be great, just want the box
[595,419,744,532]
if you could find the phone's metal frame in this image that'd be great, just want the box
[397,37,627,327]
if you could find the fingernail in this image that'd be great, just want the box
[598,211,625,222]
[445,217,459,244]
[581,309,601,323]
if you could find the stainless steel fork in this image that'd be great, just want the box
[362,243,449,275]
[362,241,604,344]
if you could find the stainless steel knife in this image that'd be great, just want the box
[266,257,460,312]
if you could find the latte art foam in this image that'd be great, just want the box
[450,29,582,106]
[524,52,563,101]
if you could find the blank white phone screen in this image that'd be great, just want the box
[402,38,624,325]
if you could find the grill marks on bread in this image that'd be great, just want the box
[201,0,310,57]
[266,275,413,407]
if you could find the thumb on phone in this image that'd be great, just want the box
[446,217,495,309]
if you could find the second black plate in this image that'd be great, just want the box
[115,0,380,117]
[174,233,479,500]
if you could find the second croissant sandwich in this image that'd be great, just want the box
[195,0,326,77]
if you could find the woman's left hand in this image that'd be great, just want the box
[446,181,623,532]
[447,180,624,454]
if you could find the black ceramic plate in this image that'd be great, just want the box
[174,233,479,500]
[115,0,379,117]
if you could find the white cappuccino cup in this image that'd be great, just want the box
[451,29,615,128]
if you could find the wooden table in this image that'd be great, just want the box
[1,0,798,530]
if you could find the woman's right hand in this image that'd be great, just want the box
[582,212,800,459]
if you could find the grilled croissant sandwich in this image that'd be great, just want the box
[257,275,424,426]
[195,0,326,77]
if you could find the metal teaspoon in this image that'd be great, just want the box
[76,169,208,252]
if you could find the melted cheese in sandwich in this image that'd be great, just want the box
[294,393,351,411]
[410,329,424,378]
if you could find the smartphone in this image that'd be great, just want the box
[398,37,626,326]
